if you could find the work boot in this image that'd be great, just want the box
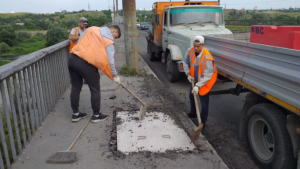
[72,112,87,122]
[187,113,197,118]
[91,114,108,123]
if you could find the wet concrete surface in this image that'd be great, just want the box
[119,25,260,169]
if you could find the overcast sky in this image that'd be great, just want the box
[0,0,299,13]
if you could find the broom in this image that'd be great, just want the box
[46,115,92,163]
[190,80,204,144]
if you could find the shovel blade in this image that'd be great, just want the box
[190,123,204,144]
[138,104,146,120]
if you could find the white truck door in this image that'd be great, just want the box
[162,10,169,51]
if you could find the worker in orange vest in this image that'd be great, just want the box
[68,17,88,55]
[183,35,218,129]
[68,25,121,123]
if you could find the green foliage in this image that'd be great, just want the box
[252,13,266,20]
[119,65,137,76]
[297,16,300,24]
[0,42,10,53]
[16,31,31,41]
[67,18,78,28]
[60,15,65,19]
[0,26,16,46]
[0,60,10,66]
[34,33,45,41]
[24,19,36,30]
[274,15,297,25]
[45,23,68,46]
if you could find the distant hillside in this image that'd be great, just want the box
[0,10,111,31]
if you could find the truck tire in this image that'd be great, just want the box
[166,53,180,83]
[246,103,296,169]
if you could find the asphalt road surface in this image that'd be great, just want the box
[119,24,260,169]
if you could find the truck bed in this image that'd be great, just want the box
[204,36,300,115]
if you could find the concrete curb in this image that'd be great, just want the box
[138,54,162,84]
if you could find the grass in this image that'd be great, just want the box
[0,39,46,58]
[119,65,138,76]
[225,25,251,31]
[0,60,11,66]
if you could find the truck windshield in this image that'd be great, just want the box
[170,8,223,26]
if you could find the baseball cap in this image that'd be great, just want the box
[79,17,88,25]
[193,35,205,45]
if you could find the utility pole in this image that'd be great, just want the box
[122,0,139,70]
[88,3,90,11]
[116,0,119,23]
[113,0,116,21]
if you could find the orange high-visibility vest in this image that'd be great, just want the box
[69,27,80,55]
[189,47,218,96]
[71,26,115,80]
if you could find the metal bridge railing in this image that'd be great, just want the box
[0,40,70,168]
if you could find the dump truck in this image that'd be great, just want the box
[203,29,300,168]
[147,1,300,169]
[146,1,232,82]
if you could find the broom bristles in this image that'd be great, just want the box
[46,150,77,164]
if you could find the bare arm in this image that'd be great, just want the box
[69,34,79,41]
[68,28,79,41]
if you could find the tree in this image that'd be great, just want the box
[24,19,36,29]
[67,18,78,28]
[17,31,31,41]
[0,42,9,53]
[0,25,17,46]
[45,23,68,46]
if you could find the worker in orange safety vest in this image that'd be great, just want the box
[68,25,121,123]
[68,17,88,55]
[183,35,218,129]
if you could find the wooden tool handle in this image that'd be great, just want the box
[68,115,92,150]
[120,83,145,105]
[192,80,202,125]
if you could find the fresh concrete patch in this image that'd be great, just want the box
[116,111,196,154]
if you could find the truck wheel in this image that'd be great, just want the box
[246,103,296,169]
[150,52,156,61]
[166,53,180,83]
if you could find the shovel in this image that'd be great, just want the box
[120,83,146,120]
[190,80,204,144]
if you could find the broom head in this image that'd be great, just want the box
[190,123,204,144]
[46,149,77,164]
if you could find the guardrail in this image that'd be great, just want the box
[0,40,70,168]
[204,36,300,114]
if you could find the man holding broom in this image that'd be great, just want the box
[68,25,121,123]
[183,35,218,130]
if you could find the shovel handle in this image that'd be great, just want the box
[120,83,145,105]
[191,80,202,125]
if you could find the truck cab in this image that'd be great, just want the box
[146,1,232,82]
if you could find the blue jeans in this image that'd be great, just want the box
[189,84,210,124]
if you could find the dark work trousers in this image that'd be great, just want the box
[68,53,100,115]
[189,83,210,125]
